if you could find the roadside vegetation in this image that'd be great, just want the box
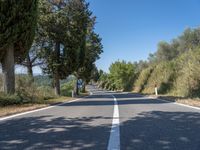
[0,0,103,115]
[98,27,200,103]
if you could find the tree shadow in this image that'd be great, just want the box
[0,115,112,150]
[64,93,171,107]
[120,111,200,150]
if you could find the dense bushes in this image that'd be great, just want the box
[61,80,76,97]
[142,61,177,94]
[133,47,200,97]
[0,75,77,106]
[99,27,200,98]
[131,27,200,97]
[0,94,22,106]
[99,61,136,91]
[174,49,200,97]
[134,67,154,93]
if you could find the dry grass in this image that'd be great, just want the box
[0,104,48,117]
[146,94,200,108]
[175,98,200,108]
[0,96,74,118]
[0,91,90,118]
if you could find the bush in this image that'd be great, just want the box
[37,86,56,100]
[143,61,177,94]
[0,75,57,106]
[16,76,38,103]
[134,67,154,92]
[0,93,22,106]
[15,76,56,104]
[174,48,200,97]
[61,80,75,97]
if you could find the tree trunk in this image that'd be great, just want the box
[82,82,86,93]
[54,42,60,96]
[27,54,33,77]
[75,78,79,96]
[2,45,15,94]
[54,74,60,96]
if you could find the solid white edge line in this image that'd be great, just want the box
[0,96,91,122]
[150,97,200,110]
[107,95,120,150]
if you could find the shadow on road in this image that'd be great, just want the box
[121,111,200,150]
[63,93,171,107]
[1,93,199,149]
[0,116,112,150]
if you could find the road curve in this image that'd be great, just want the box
[0,88,200,150]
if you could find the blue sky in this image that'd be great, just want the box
[87,0,200,72]
[15,0,200,74]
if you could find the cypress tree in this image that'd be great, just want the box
[0,0,38,94]
[38,0,93,95]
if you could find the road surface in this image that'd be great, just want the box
[0,86,200,150]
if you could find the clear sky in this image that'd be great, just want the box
[15,0,200,74]
[87,0,200,72]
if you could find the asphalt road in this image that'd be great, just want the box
[0,86,200,150]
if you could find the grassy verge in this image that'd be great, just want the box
[0,93,89,118]
[0,96,73,118]
[158,95,200,108]
[144,94,200,108]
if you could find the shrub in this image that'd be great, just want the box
[174,48,200,97]
[134,67,154,92]
[16,76,38,103]
[0,93,22,106]
[61,80,75,97]
[143,61,177,94]
[15,76,56,103]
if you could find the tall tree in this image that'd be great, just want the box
[21,42,43,77]
[38,0,93,95]
[75,31,103,95]
[0,0,38,94]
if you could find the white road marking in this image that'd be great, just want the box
[107,95,120,150]
[156,98,200,110]
[0,98,82,121]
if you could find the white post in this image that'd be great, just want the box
[72,90,74,98]
[155,87,158,96]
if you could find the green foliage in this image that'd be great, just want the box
[77,31,103,83]
[143,62,177,94]
[134,67,154,92]
[34,75,52,87]
[37,0,102,95]
[99,61,136,91]
[0,75,56,106]
[174,48,200,97]
[16,76,56,102]
[0,0,38,62]
[0,93,22,106]
[61,80,76,97]
[38,0,94,77]
[134,27,200,98]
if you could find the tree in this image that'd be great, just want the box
[38,0,93,95]
[178,28,200,52]
[156,41,177,61]
[21,42,43,77]
[101,60,136,91]
[75,31,103,95]
[0,0,38,94]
